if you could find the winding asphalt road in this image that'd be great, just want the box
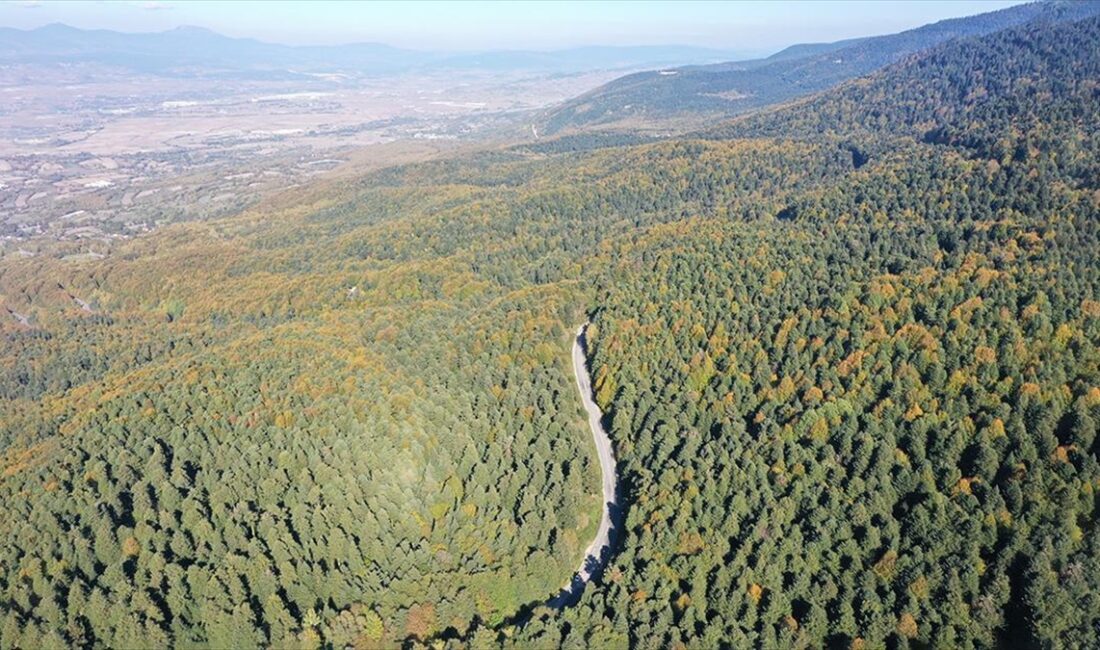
[548,323,619,609]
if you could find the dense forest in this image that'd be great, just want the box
[1,7,1098,650]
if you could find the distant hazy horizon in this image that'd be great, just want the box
[1,0,1029,52]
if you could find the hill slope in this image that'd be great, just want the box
[710,7,1100,188]
[539,0,1099,135]
[516,12,1100,648]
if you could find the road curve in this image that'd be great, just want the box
[548,323,619,609]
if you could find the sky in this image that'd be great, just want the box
[1,0,1030,52]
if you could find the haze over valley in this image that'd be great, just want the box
[0,24,742,248]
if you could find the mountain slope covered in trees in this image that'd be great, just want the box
[516,13,1100,648]
[0,129,858,648]
[0,7,1098,650]
[537,0,1099,135]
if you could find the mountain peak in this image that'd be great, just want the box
[35,22,81,34]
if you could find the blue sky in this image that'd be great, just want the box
[2,0,1029,51]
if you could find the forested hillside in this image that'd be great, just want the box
[1,8,1098,650]
[516,13,1100,649]
[712,7,1100,185]
[538,0,1099,135]
[0,130,862,647]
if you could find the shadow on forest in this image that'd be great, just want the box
[402,322,627,647]
[400,495,628,648]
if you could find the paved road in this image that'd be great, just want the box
[548,323,619,609]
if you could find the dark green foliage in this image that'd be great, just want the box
[516,13,1100,649]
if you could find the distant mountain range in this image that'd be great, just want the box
[0,23,752,78]
[538,0,1100,134]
